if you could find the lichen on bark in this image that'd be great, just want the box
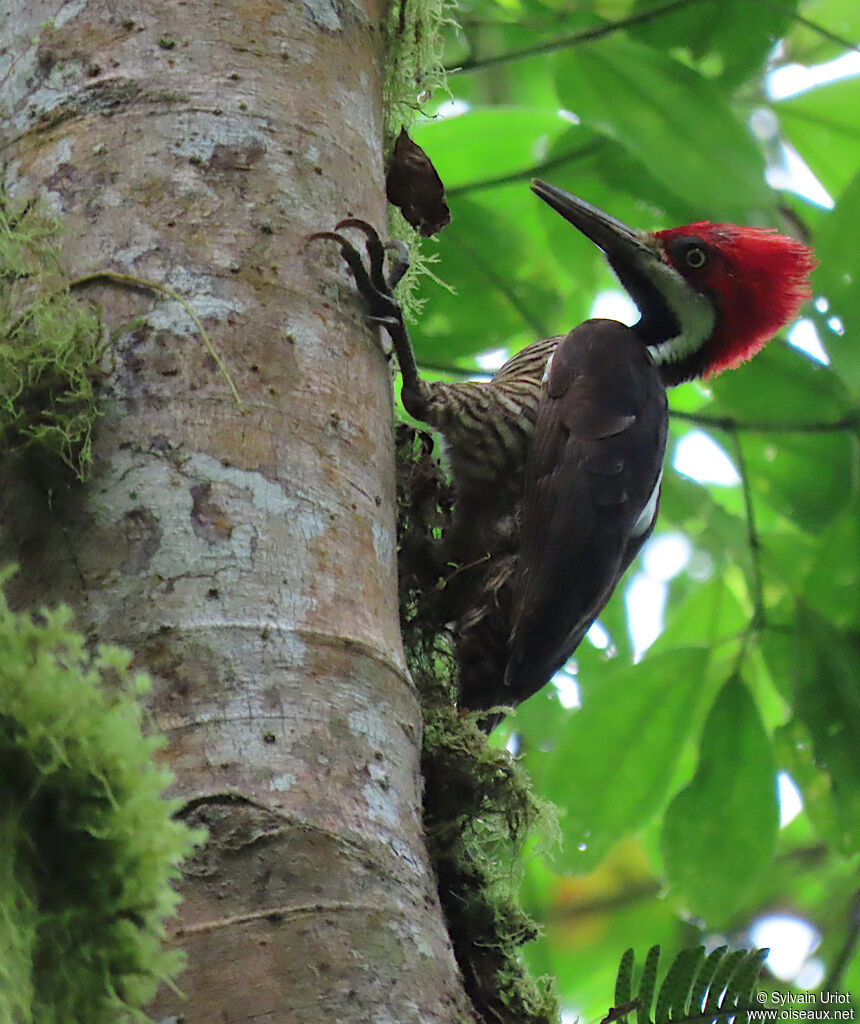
[382,0,454,149]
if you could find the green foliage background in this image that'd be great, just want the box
[403,0,860,1014]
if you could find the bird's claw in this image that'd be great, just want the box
[307,218,409,328]
[382,239,410,290]
[367,315,402,329]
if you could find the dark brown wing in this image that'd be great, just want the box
[504,319,668,702]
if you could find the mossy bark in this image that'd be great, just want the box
[0,0,472,1019]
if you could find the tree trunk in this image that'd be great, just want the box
[0,0,472,1019]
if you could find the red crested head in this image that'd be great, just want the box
[528,181,817,384]
[654,223,817,377]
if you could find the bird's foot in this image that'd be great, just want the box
[308,219,410,352]
[309,218,427,420]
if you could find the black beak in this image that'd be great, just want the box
[530,180,657,266]
[531,179,686,350]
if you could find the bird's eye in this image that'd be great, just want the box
[684,245,707,269]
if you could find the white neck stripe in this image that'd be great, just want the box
[639,262,716,366]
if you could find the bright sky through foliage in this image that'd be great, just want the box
[475,346,510,371]
[777,771,803,828]
[767,51,860,100]
[673,431,741,486]
[625,533,692,661]
[788,318,830,364]
[589,288,637,326]
[751,914,822,983]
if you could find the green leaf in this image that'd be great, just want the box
[701,339,856,533]
[660,677,779,922]
[414,191,564,362]
[811,171,860,398]
[650,576,748,657]
[412,107,571,191]
[708,340,852,423]
[657,467,749,570]
[630,0,796,87]
[532,648,707,871]
[553,37,773,218]
[738,431,855,531]
[781,0,860,65]
[799,503,860,628]
[776,75,860,199]
[790,608,860,853]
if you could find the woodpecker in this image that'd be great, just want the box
[311,182,815,725]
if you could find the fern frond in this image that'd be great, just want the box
[656,945,705,1022]
[704,950,749,1014]
[720,949,769,1024]
[689,946,728,1015]
[610,944,768,1024]
[637,945,661,1024]
[615,948,635,1007]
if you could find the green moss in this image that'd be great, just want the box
[0,192,104,479]
[382,0,457,321]
[0,572,203,1024]
[421,705,559,1024]
[396,425,559,1024]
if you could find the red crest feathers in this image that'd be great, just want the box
[657,223,817,375]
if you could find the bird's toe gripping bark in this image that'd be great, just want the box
[309,217,427,420]
[307,219,410,345]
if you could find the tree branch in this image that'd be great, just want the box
[540,879,662,923]
[729,431,765,630]
[669,408,859,435]
[751,0,860,55]
[449,0,703,74]
[446,142,605,199]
